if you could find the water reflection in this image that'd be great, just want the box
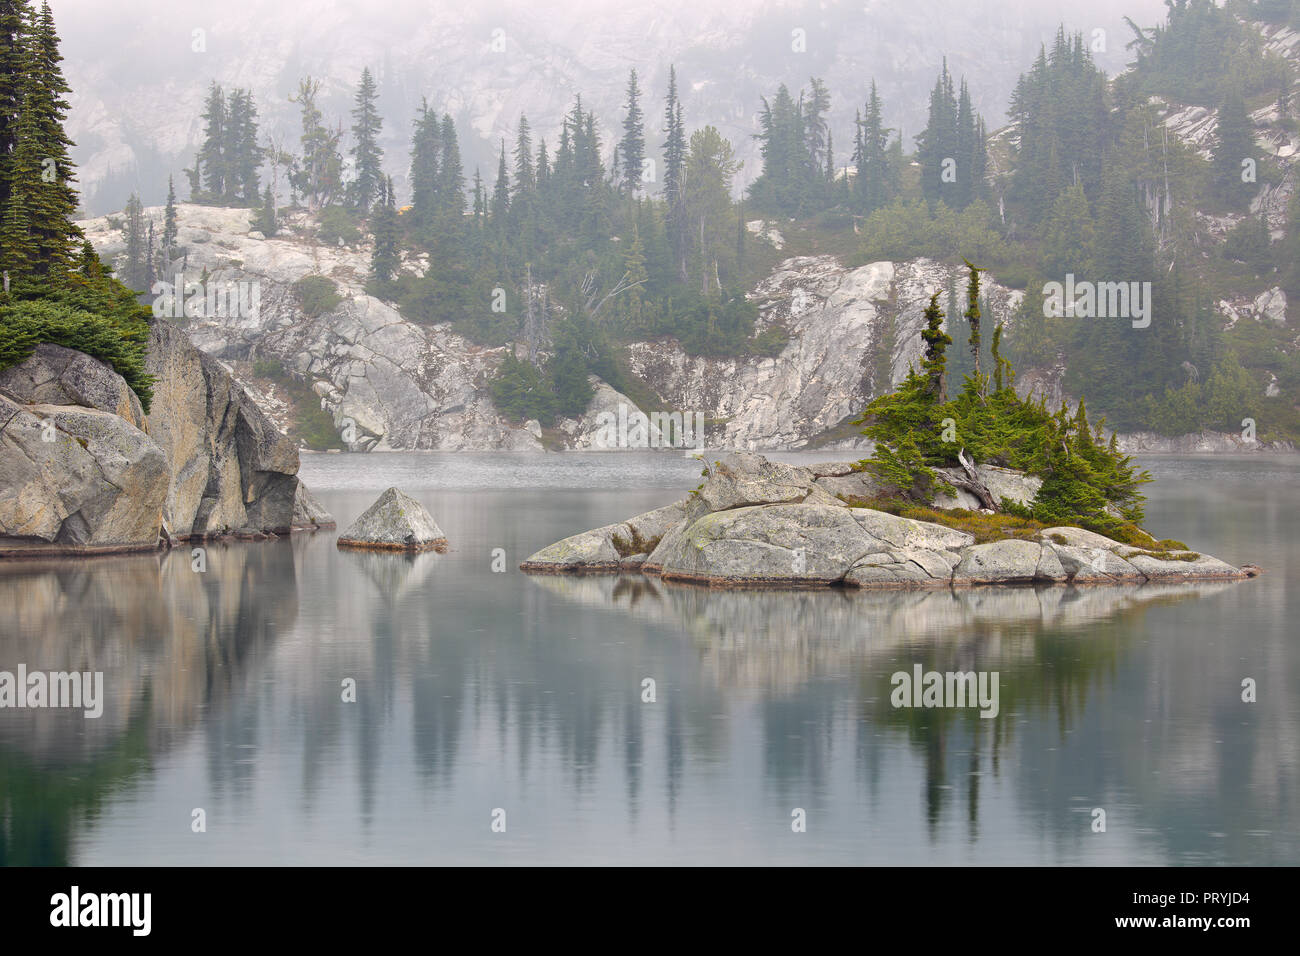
[0,539,300,865]
[1,456,1295,864]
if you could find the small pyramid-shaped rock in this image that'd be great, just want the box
[336,487,447,552]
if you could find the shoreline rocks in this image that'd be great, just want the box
[0,324,333,558]
[520,452,1256,590]
[336,487,446,552]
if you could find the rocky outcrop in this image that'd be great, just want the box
[1115,430,1296,454]
[0,343,146,428]
[0,391,171,555]
[521,452,1254,589]
[78,206,1296,453]
[144,319,315,538]
[292,481,336,532]
[0,320,331,557]
[336,487,446,552]
[624,257,1026,450]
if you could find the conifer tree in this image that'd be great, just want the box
[225,88,262,205]
[162,174,178,260]
[0,1,80,279]
[919,291,952,402]
[1212,86,1253,208]
[490,140,510,227]
[662,66,687,278]
[438,114,464,219]
[121,193,147,291]
[349,67,384,214]
[512,114,534,195]
[253,182,277,237]
[195,81,226,200]
[619,68,645,195]
[409,100,441,231]
[290,77,343,212]
[0,1,29,215]
[369,175,399,283]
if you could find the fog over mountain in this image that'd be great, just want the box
[52,0,1168,215]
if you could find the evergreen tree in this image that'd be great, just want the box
[619,68,645,194]
[1212,86,1253,207]
[857,80,893,212]
[0,1,29,215]
[369,175,399,283]
[0,0,80,279]
[290,77,343,212]
[253,182,277,237]
[121,193,147,291]
[409,100,441,231]
[195,81,226,200]
[804,76,832,174]
[438,114,464,219]
[225,88,262,205]
[490,139,510,227]
[162,174,178,260]
[917,60,957,205]
[662,66,687,279]
[919,290,952,402]
[512,113,534,196]
[349,67,384,214]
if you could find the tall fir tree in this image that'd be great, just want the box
[409,100,441,232]
[349,67,384,214]
[161,174,178,260]
[290,77,343,211]
[1212,86,1253,208]
[195,81,226,200]
[369,175,399,283]
[619,68,645,194]
[0,1,81,279]
[662,66,687,279]
[490,139,510,228]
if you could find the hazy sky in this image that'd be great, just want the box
[45,0,1172,214]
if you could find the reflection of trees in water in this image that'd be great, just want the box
[0,540,300,865]
[534,574,1234,842]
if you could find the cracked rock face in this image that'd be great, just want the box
[520,453,1254,590]
[0,319,331,555]
[625,257,1025,449]
[145,320,306,538]
[0,393,170,554]
[0,343,145,429]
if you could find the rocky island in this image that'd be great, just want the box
[522,266,1261,590]
[519,451,1255,588]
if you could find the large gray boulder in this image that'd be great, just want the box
[145,320,302,538]
[0,393,170,554]
[336,487,447,552]
[649,503,884,586]
[292,481,336,531]
[695,451,820,511]
[0,343,145,428]
[521,499,697,573]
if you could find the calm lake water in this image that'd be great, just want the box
[1,452,1296,865]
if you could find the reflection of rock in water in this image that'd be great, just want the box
[0,538,301,863]
[340,549,442,602]
[528,574,1235,692]
[0,539,300,761]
